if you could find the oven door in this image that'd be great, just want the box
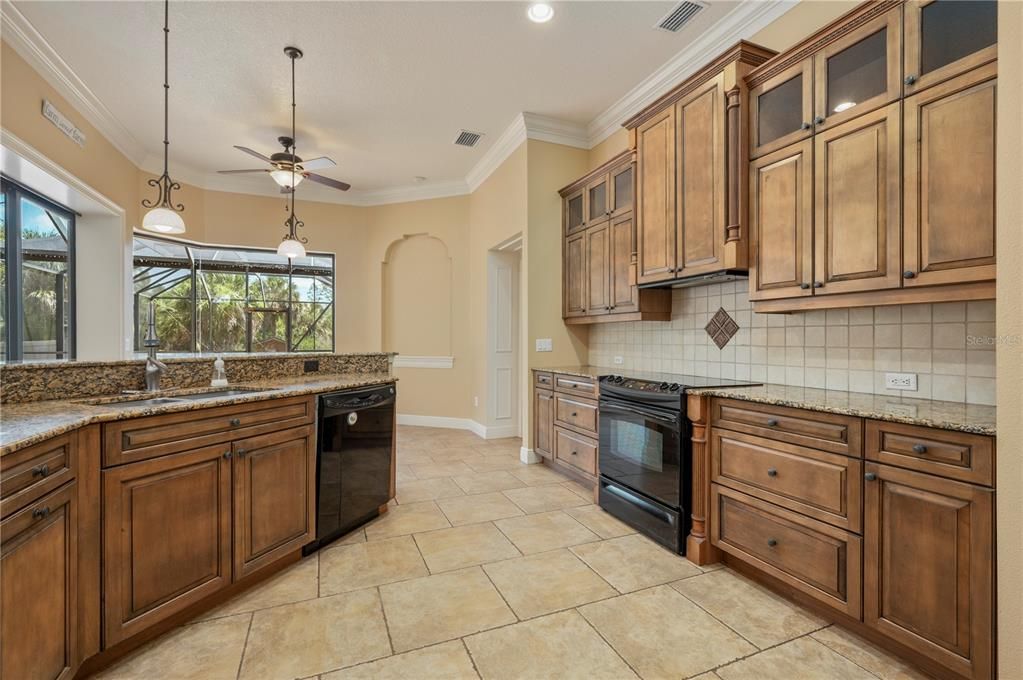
[598,397,683,508]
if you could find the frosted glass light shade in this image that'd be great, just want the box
[142,207,186,234]
[270,169,305,189]
[277,237,306,259]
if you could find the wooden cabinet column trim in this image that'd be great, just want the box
[725,85,742,243]
[686,393,720,565]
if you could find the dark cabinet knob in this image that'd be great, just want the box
[800,122,812,130]
[237,449,247,458]
[767,538,778,547]
[766,418,779,427]
[903,270,916,279]
[905,74,917,85]
[767,468,778,477]
[865,472,878,481]
[32,464,50,477]
[229,418,241,426]
[223,451,232,459]
[912,444,928,454]
[32,507,51,521]
[813,116,825,125]
[800,282,810,290]
[813,281,824,288]
[571,412,578,417]
[571,450,578,456]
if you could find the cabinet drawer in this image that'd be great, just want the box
[554,427,597,476]
[534,371,554,389]
[553,374,598,399]
[711,428,861,532]
[711,484,861,618]
[555,395,598,435]
[1,433,76,519]
[866,420,993,486]
[103,395,315,466]
[712,399,861,457]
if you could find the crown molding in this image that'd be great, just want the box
[522,113,589,149]
[0,2,147,165]
[586,0,797,147]
[465,113,528,193]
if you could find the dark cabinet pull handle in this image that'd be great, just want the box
[229,418,241,426]
[813,281,824,288]
[571,450,578,456]
[32,507,51,520]
[767,468,778,477]
[905,74,917,85]
[32,464,50,477]
[800,121,812,130]
[223,451,232,459]
[903,270,916,279]
[865,472,878,481]
[800,282,810,290]
[813,116,825,125]
[912,444,928,454]
[767,538,778,547]
[766,418,779,427]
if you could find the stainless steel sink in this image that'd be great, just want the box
[110,396,185,407]
[174,389,268,400]
[80,387,274,407]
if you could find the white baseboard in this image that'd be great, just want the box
[397,414,520,441]
[520,447,541,464]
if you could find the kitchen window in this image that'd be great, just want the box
[133,234,334,354]
[0,177,76,362]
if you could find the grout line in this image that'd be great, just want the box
[460,638,485,680]
[574,607,646,678]
[233,612,255,680]
[374,585,397,657]
[478,561,522,622]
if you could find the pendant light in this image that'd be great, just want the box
[277,46,308,259]
[141,0,186,235]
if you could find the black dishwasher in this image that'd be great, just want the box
[305,383,396,553]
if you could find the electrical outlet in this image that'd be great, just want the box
[613,356,624,365]
[303,359,320,373]
[535,338,553,352]
[885,372,918,390]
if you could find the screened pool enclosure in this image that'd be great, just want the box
[133,235,334,354]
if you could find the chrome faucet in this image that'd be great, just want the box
[143,301,167,392]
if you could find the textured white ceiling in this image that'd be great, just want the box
[12,1,742,201]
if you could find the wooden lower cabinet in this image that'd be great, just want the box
[233,426,315,578]
[1,483,78,680]
[102,444,232,646]
[534,388,554,458]
[864,462,994,680]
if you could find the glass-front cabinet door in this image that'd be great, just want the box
[749,59,813,158]
[813,6,901,131]
[609,161,634,217]
[585,174,610,228]
[564,187,585,234]
[904,0,998,95]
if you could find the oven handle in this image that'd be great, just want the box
[603,482,675,523]
[599,399,680,429]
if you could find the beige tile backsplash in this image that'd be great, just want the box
[588,281,997,405]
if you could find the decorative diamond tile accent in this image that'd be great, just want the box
[705,308,739,349]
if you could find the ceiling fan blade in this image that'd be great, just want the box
[233,145,273,163]
[217,169,270,174]
[304,173,351,191]
[298,156,336,171]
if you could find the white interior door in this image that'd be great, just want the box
[487,249,520,438]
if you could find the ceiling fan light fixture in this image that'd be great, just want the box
[270,169,305,189]
[142,206,186,235]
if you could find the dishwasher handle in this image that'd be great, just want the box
[322,385,396,414]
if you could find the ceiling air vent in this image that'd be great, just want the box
[655,1,706,32]
[454,130,484,148]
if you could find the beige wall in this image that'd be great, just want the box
[750,0,860,52]
[588,128,630,171]
[996,2,1022,676]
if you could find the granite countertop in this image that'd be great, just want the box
[689,383,996,436]
[535,366,611,379]
[0,371,396,456]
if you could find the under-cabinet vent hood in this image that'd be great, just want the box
[655,1,706,33]
[638,270,747,290]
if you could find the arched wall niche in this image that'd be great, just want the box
[381,233,454,363]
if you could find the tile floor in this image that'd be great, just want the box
[95,426,931,680]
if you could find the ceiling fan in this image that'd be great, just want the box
[217,47,350,193]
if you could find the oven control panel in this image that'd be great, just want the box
[602,376,681,393]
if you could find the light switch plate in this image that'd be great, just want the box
[885,372,918,390]
[613,356,624,365]
[535,338,553,352]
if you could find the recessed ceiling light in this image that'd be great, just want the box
[527,2,554,23]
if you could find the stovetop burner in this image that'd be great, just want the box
[598,371,759,407]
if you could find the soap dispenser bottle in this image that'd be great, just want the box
[210,356,228,387]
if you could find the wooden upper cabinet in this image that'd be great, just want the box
[904,64,996,287]
[1,483,78,680]
[585,174,610,229]
[749,139,813,301]
[609,213,639,314]
[813,103,901,295]
[864,463,993,680]
[750,59,813,158]
[676,74,726,278]
[564,187,585,235]
[813,6,901,132]
[636,107,677,283]
[233,426,315,578]
[584,223,610,315]
[103,445,231,646]
[609,160,634,217]
[904,0,998,96]
[563,230,586,318]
